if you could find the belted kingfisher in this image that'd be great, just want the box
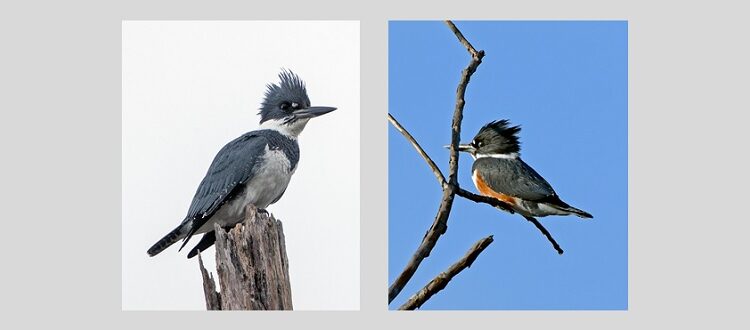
[147,70,336,258]
[457,120,592,219]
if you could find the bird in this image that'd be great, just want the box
[147,69,336,258]
[455,119,592,219]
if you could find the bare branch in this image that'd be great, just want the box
[388,113,446,186]
[455,187,515,213]
[445,21,484,187]
[456,188,562,254]
[388,20,486,304]
[444,20,482,58]
[399,235,495,310]
[522,215,564,255]
[389,188,455,303]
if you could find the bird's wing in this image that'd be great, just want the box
[179,132,269,239]
[473,157,556,201]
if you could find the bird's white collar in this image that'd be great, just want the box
[259,117,310,138]
[474,152,519,160]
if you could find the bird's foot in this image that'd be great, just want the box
[257,208,270,216]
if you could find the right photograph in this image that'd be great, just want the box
[388,21,627,310]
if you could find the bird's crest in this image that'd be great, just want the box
[267,69,307,101]
[474,119,522,154]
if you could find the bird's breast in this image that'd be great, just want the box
[240,147,294,208]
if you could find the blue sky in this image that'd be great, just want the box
[388,21,627,310]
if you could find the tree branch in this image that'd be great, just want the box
[523,215,564,255]
[456,188,561,254]
[389,188,455,303]
[455,187,515,213]
[388,113,446,187]
[445,20,482,58]
[388,20,486,304]
[399,235,495,310]
[445,21,484,187]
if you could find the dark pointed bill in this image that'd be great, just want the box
[444,143,476,153]
[294,106,337,119]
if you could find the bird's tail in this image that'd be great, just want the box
[542,196,593,219]
[147,225,185,257]
[558,204,593,219]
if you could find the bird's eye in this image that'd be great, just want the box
[291,102,299,109]
[280,102,291,111]
[477,141,483,147]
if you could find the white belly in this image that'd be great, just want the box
[196,148,294,234]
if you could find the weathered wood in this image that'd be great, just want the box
[198,253,222,310]
[199,204,293,310]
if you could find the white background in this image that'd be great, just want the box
[122,21,360,310]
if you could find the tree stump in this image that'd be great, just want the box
[198,205,293,310]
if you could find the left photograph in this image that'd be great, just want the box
[122,21,360,310]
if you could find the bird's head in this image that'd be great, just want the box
[452,119,521,159]
[259,69,336,137]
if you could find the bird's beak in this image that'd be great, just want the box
[444,143,476,153]
[294,106,337,119]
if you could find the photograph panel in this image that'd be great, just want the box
[388,20,627,310]
[122,20,360,310]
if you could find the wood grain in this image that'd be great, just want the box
[199,205,293,310]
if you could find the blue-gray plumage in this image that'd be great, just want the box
[147,69,335,258]
[472,157,553,202]
[456,120,592,219]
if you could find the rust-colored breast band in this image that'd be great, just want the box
[473,170,518,206]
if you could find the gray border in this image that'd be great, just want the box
[3,0,749,328]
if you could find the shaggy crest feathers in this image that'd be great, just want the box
[271,69,307,98]
[473,119,522,154]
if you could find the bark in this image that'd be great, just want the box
[198,253,222,309]
[199,205,293,310]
